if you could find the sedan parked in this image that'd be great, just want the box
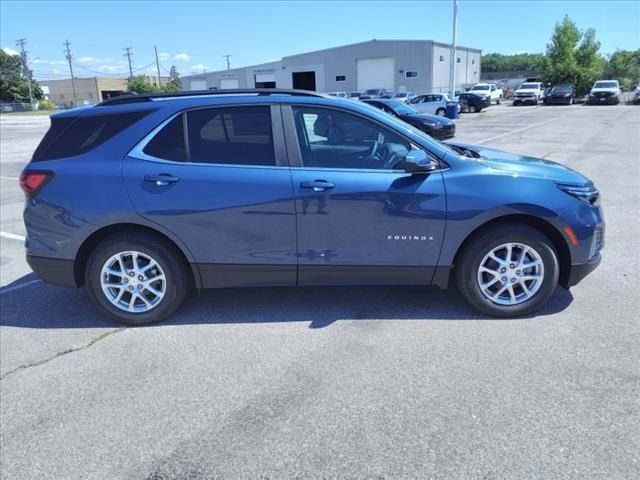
[392,91,417,103]
[544,85,576,105]
[362,99,455,139]
[457,92,490,113]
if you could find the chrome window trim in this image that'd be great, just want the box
[128,112,182,163]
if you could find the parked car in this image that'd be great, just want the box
[409,93,460,116]
[512,82,546,105]
[362,99,455,139]
[327,92,348,99]
[634,84,640,104]
[544,85,576,105]
[588,80,621,105]
[21,88,604,324]
[0,103,15,113]
[348,92,362,100]
[392,92,417,103]
[359,88,391,99]
[469,83,502,104]
[456,92,491,113]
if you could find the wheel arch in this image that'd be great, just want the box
[73,223,201,289]
[450,214,572,287]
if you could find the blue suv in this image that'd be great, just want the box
[21,89,604,325]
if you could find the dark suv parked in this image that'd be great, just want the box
[21,89,604,324]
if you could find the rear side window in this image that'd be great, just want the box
[143,115,187,162]
[186,106,275,166]
[32,110,152,161]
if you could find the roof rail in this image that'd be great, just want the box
[98,88,325,106]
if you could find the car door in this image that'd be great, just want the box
[282,104,446,286]
[124,104,297,288]
[411,95,437,114]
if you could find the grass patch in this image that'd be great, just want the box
[1,110,55,116]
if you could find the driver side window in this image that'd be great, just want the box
[292,106,410,170]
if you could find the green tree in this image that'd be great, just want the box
[481,52,545,73]
[166,65,181,91]
[540,16,605,96]
[605,49,640,90]
[0,49,43,103]
[126,75,160,94]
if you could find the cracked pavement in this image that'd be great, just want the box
[1,105,639,479]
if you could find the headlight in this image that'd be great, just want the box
[422,120,441,128]
[564,93,571,97]
[557,184,600,206]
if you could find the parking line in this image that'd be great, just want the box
[0,175,19,181]
[474,117,560,144]
[0,231,26,241]
[0,279,41,294]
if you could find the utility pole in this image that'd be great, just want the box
[223,54,231,71]
[154,45,161,86]
[16,38,34,110]
[123,47,133,79]
[448,0,458,101]
[63,40,77,105]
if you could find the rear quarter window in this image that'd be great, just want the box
[32,110,153,162]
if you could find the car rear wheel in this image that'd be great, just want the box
[436,108,446,116]
[86,233,189,325]
[468,104,477,113]
[513,100,519,106]
[455,224,559,317]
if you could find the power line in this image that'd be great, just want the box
[123,47,133,78]
[63,40,77,103]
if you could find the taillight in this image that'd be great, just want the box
[19,171,53,197]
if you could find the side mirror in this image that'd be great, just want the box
[404,149,440,173]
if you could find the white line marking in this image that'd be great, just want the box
[0,231,26,241]
[474,117,560,144]
[0,279,42,294]
[0,175,19,180]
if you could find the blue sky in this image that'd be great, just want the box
[1,0,639,80]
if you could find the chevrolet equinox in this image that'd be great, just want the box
[21,89,604,324]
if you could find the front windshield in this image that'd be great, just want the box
[552,86,572,92]
[365,89,380,95]
[471,85,487,91]
[520,84,538,89]
[394,93,407,98]
[594,81,617,88]
[349,93,360,97]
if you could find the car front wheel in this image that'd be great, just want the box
[86,233,189,325]
[436,108,446,116]
[455,224,559,317]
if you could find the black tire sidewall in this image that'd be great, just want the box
[86,234,188,325]
[456,226,560,317]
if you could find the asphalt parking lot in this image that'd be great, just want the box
[1,103,639,479]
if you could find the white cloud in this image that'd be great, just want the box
[97,65,123,73]
[77,56,96,63]
[175,53,190,61]
[191,63,207,72]
[2,47,20,56]
[511,50,529,55]
[158,52,170,61]
[52,68,62,75]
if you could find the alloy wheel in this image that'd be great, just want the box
[100,251,166,313]
[477,242,545,306]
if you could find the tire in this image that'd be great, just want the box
[469,104,477,113]
[436,108,446,116]
[513,100,519,106]
[85,233,190,325]
[496,97,501,105]
[455,224,559,317]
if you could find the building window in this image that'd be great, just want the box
[59,94,64,99]
[472,59,476,65]
[335,75,346,82]
[457,57,461,63]
[405,71,418,79]
[439,55,445,62]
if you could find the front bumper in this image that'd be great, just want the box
[565,253,601,288]
[428,126,456,140]
[546,97,572,104]
[26,254,79,288]
[589,95,618,104]
[513,96,538,104]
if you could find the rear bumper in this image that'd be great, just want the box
[26,254,79,288]
[565,253,601,288]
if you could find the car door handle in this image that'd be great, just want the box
[144,174,180,186]
[300,180,335,192]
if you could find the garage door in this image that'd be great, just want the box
[189,79,207,91]
[255,73,276,88]
[219,78,239,89]
[357,57,395,91]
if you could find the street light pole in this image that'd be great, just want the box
[16,38,34,110]
[448,0,458,100]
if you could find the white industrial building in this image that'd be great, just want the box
[182,39,481,94]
